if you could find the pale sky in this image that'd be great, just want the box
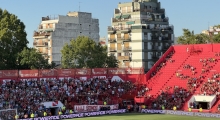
[1,0,219,47]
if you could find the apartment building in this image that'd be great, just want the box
[107,0,174,72]
[202,26,220,35]
[99,37,107,46]
[33,11,99,65]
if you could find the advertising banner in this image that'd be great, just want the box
[75,69,91,76]
[18,109,126,120]
[125,68,144,74]
[91,68,107,75]
[108,68,126,75]
[0,70,18,78]
[141,109,220,118]
[74,104,119,113]
[19,70,39,78]
[57,69,75,77]
[39,69,57,77]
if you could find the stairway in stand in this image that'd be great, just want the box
[145,52,190,105]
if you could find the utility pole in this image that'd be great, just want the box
[209,30,213,52]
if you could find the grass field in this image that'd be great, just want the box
[65,113,219,120]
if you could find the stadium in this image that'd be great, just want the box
[0,44,219,120]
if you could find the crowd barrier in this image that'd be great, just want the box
[18,109,126,120]
[141,109,220,118]
[0,68,144,79]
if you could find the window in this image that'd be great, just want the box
[118,53,121,56]
[144,42,148,49]
[110,53,114,56]
[125,52,130,56]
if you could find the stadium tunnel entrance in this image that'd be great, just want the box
[198,102,208,109]
[50,107,59,115]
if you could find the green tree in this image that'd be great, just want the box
[177,29,209,45]
[0,9,29,69]
[18,48,52,69]
[105,55,119,68]
[213,33,220,43]
[61,36,118,68]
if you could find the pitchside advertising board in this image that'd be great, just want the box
[18,109,126,120]
[141,109,220,118]
[74,104,119,113]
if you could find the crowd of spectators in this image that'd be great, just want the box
[149,86,190,110]
[0,77,137,119]
[200,74,220,96]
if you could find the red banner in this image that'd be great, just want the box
[75,69,91,76]
[108,68,126,74]
[91,68,107,75]
[57,69,75,76]
[39,69,57,77]
[0,70,18,78]
[19,70,38,78]
[126,68,144,74]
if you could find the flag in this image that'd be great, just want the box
[52,101,58,106]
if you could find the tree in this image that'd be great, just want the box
[213,33,220,43]
[0,9,29,69]
[18,48,52,69]
[177,29,209,45]
[61,36,118,68]
[105,55,119,68]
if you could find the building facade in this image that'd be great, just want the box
[107,0,174,72]
[99,37,107,46]
[33,12,99,65]
[202,26,220,35]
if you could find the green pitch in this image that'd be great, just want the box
[66,113,218,120]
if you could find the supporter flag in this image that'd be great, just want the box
[52,101,58,106]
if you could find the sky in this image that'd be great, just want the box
[1,0,220,47]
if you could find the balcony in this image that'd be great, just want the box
[33,31,51,37]
[112,18,131,23]
[118,56,131,61]
[161,27,173,32]
[33,42,48,47]
[155,18,163,22]
[151,27,161,31]
[108,39,116,43]
[151,56,160,59]
[109,48,116,52]
[163,46,169,50]
[42,16,58,21]
[107,26,116,34]
[121,28,131,33]
[121,37,131,42]
[123,47,132,51]
[151,36,159,40]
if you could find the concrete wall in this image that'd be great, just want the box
[50,13,99,64]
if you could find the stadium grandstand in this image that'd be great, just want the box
[1,44,220,119]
